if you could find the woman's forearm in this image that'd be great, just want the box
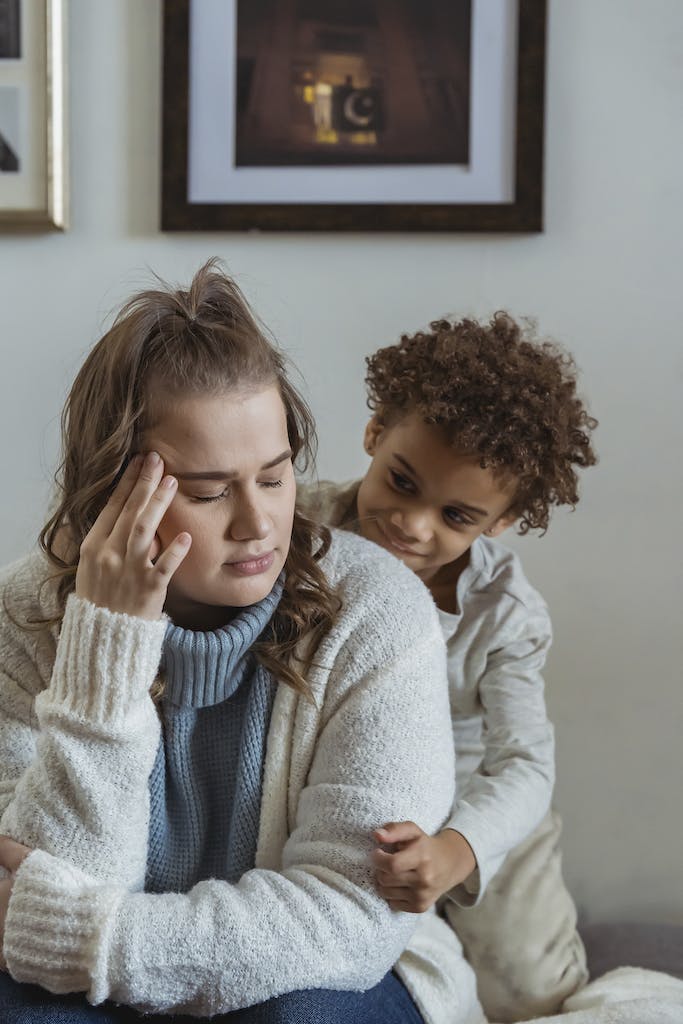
[0,593,164,887]
[6,850,415,1014]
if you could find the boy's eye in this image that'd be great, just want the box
[444,507,470,527]
[389,469,415,493]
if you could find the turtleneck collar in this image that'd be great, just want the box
[160,575,284,708]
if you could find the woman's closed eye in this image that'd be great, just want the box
[192,490,229,504]
[192,479,283,503]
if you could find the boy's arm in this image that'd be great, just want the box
[445,602,555,906]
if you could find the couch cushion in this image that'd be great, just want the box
[581,922,683,980]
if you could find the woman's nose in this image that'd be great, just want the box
[229,495,270,541]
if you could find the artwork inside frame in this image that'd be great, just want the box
[162,0,546,232]
[0,0,68,231]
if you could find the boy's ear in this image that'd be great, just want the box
[484,513,517,538]
[363,416,385,456]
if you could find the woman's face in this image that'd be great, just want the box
[142,386,296,629]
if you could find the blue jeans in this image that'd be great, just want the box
[0,969,423,1023]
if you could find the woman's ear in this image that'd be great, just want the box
[363,416,385,456]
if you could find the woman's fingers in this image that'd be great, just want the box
[153,532,192,581]
[0,875,13,969]
[124,474,179,562]
[75,451,186,619]
[81,454,144,547]
[82,452,177,567]
[108,452,167,552]
[0,835,31,873]
[149,533,162,563]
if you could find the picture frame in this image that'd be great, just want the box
[162,0,546,233]
[0,0,68,231]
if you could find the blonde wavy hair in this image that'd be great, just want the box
[36,259,339,698]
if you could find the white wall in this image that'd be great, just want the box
[1,0,681,925]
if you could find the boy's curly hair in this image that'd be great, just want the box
[365,312,597,534]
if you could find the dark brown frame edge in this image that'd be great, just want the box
[161,0,546,232]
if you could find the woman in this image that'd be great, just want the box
[0,262,481,1023]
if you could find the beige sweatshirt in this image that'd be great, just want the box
[299,479,555,906]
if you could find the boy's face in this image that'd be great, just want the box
[356,413,517,593]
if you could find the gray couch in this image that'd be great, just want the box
[581,922,683,981]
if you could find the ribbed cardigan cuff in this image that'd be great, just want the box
[4,849,120,1002]
[41,593,167,727]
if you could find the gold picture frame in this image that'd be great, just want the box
[0,0,68,230]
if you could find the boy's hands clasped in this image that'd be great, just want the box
[372,822,477,914]
[75,452,191,621]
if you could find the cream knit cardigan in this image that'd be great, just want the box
[0,530,483,1024]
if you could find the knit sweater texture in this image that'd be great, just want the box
[0,530,483,1024]
[146,576,282,894]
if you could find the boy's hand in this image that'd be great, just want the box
[372,822,476,913]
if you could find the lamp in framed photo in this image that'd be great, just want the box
[0,0,67,230]
[162,0,546,232]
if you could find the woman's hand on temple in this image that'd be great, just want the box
[371,822,477,914]
[75,452,192,621]
[0,835,32,971]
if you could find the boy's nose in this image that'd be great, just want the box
[390,508,432,543]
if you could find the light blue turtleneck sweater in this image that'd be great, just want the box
[145,578,283,893]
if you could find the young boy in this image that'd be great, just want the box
[300,312,597,1023]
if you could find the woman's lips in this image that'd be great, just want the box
[225,551,275,576]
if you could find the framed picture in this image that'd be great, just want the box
[0,0,67,230]
[162,0,546,232]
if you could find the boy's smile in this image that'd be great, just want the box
[356,413,517,603]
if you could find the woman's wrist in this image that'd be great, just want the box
[44,592,167,725]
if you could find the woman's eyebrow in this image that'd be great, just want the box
[173,449,293,481]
